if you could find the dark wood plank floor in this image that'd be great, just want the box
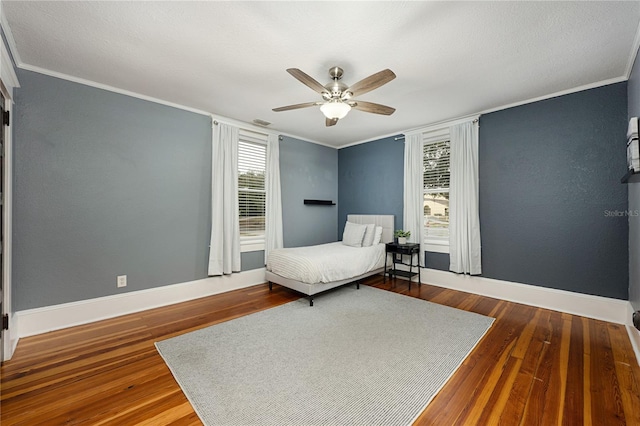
[2,275,639,425]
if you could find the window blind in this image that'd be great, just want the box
[423,140,450,191]
[423,138,450,239]
[238,129,267,240]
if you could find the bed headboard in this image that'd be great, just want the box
[347,214,394,244]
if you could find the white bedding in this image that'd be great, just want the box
[266,242,386,284]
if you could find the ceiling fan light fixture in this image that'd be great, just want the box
[320,101,351,119]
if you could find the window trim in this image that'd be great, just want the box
[240,241,265,253]
[422,129,451,253]
[238,129,268,252]
[410,115,479,255]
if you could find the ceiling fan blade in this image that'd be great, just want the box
[287,68,329,95]
[351,101,396,115]
[345,69,396,98]
[326,117,338,127]
[272,101,319,112]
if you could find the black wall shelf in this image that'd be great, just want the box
[621,169,640,184]
[304,199,335,206]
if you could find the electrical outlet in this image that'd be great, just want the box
[117,275,127,288]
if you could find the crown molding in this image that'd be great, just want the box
[0,8,22,67]
[479,76,628,117]
[209,113,330,148]
[625,19,640,79]
[20,63,212,116]
[4,4,632,153]
[3,10,330,149]
[17,62,334,148]
[338,76,628,150]
[0,12,20,94]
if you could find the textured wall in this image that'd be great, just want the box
[13,70,212,310]
[627,48,640,311]
[12,71,333,310]
[12,68,630,310]
[423,252,449,271]
[338,136,449,271]
[479,82,628,299]
[338,136,404,237]
[339,84,628,298]
[279,136,338,247]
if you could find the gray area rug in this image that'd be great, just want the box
[155,285,494,426]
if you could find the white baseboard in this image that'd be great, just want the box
[626,304,640,366]
[15,268,266,339]
[2,312,19,361]
[12,266,640,367]
[418,268,640,366]
[418,268,629,325]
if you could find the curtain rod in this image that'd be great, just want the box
[213,119,283,140]
[215,118,478,141]
[394,118,479,140]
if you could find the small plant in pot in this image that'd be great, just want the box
[394,230,411,245]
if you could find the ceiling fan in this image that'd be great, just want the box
[273,66,396,127]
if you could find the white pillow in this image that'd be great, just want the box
[372,226,383,244]
[361,224,376,247]
[342,221,367,247]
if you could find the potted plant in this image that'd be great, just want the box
[394,230,411,245]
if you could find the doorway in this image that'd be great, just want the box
[0,90,5,362]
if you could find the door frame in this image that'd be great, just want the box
[0,83,15,362]
[1,11,20,361]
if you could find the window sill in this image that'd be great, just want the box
[241,242,265,253]
[423,240,449,254]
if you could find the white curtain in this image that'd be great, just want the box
[264,134,283,263]
[449,121,481,274]
[403,132,425,266]
[208,121,241,276]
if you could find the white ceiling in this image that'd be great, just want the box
[3,1,640,147]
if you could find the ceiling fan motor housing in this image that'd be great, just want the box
[328,66,344,80]
[323,67,349,100]
[324,81,348,99]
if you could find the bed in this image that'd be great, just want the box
[266,214,394,305]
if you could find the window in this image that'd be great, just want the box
[422,129,450,252]
[238,129,267,252]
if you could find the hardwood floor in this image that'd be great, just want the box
[2,275,640,425]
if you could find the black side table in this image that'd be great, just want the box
[384,242,421,290]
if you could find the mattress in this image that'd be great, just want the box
[266,241,386,284]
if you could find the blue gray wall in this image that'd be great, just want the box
[12,70,337,310]
[337,136,450,270]
[628,47,640,311]
[480,82,628,300]
[338,136,404,236]
[11,67,632,310]
[13,69,211,310]
[280,136,338,247]
[338,83,629,300]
